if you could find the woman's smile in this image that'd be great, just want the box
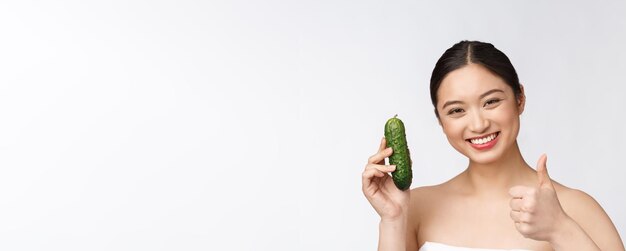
[466,131,500,150]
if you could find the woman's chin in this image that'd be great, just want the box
[469,155,500,165]
[463,149,503,165]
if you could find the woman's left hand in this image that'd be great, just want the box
[508,154,571,242]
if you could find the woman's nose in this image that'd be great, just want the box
[469,111,490,133]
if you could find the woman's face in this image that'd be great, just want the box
[436,63,525,164]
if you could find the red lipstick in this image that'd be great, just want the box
[467,132,499,151]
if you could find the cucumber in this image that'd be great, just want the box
[384,114,412,190]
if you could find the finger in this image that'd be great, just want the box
[362,168,385,190]
[508,186,529,198]
[514,222,531,236]
[509,198,524,211]
[382,174,399,191]
[378,137,387,152]
[536,153,553,188]
[366,163,397,173]
[510,210,524,223]
[367,147,393,165]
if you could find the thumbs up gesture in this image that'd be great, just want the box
[508,154,571,241]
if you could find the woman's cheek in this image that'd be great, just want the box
[442,119,468,151]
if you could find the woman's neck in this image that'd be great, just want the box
[461,142,534,197]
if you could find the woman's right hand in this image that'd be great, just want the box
[362,137,410,221]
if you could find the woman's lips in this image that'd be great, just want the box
[467,132,500,150]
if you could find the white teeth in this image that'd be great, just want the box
[470,133,497,145]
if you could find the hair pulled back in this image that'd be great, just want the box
[430,41,522,117]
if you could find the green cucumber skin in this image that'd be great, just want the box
[384,115,412,191]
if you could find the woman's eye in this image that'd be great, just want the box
[447,108,464,115]
[484,99,501,107]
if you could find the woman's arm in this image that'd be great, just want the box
[509,155,624,251]
[378,216,408,251]
[362,137,416,251]
[377,189,422,251]
[553,189,625,251]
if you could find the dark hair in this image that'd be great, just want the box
[430,40,521,117]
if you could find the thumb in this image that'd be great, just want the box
[536,153,553,188]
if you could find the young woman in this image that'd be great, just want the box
[362,41,624,251]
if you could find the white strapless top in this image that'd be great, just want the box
[419,241,532,251]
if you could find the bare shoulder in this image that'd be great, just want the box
[407,182,454,225]
[554,183,607,221]
[553,183,625,250]
[408,175,462,211]
[409,183,450,211]
[410,184,444,202]
[406,184,445,244]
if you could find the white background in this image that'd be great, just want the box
[1,1,625,250]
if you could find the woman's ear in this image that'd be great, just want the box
[517,84,526,115]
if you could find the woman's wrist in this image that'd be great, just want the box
[549,214,600,251]
[548,214,575,247]
[380,215,407,226]
[378,215,408,251]
[379,207,409,225]
[379,211,408,234]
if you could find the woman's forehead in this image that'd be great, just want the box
[438,64,512,100]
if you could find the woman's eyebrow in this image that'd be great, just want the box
[479,89,504,99]
[442,100,463,110]
[441,89,505,109]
